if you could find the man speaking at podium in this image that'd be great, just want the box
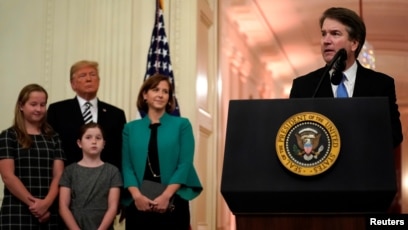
[289,7,402,148]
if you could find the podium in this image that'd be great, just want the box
[221,98,397,230]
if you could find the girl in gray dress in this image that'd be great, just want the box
[59,123,122,230]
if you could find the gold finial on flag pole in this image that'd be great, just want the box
[159,0,164,9]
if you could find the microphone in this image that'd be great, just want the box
[330,48,347,85]
[312,48,347,97]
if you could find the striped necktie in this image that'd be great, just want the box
[83,102,93,124]
[336,74,348,98]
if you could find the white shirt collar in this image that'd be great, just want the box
[76,96,97,108]
[343,61,357,84]
[330,61,357,97]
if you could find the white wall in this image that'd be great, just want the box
[0,0,157,128]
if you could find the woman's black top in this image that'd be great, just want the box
[144,123,161,183]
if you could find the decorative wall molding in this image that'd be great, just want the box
[43,0,54,90]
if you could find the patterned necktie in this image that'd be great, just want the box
[336,74,348,98]
[83,102,93,124]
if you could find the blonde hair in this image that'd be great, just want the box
[70,60,99,81]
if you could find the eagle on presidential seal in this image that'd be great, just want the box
[295,128,324,161]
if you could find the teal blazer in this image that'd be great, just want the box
[122,113,202,206]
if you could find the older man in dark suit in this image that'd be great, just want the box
[289,7,402,148]
[47,60,127,222]
[47,60,126,167]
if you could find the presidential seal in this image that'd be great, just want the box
[275,112,341,176]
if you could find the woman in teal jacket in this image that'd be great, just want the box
[122,74,202,229]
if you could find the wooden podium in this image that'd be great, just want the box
[221,98,397,230]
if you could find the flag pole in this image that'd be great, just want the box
[141,0,180,117]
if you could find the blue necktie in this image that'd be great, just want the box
[336,75,348,98]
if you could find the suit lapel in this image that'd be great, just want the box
[72,97,85,125]
[321,73,335,97]
[352,64,370,97]
[314,68,334,97]
[97,100,107,124]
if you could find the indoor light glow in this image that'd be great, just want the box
[358,41,375,69]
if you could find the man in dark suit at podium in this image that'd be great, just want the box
[47,60,127,167]
[289,7,403,148]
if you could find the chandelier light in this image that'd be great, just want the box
[358,41,375,69]
[358,0,375,69]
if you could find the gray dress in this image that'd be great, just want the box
[59,163,123,230]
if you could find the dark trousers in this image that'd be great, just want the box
[125,195,190,230]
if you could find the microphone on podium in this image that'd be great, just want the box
[330,49,347,85]
[312,48,348,97]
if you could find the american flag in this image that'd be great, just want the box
[143,0,180,117]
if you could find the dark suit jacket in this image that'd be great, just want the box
[289,61,403,147]
[47,97,127,168]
